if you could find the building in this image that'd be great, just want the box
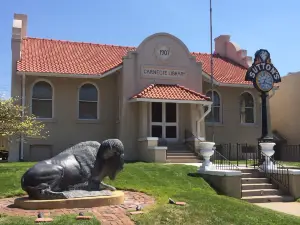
[9,13,263,162]
[270,72,299,145]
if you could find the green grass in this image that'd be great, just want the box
[0,214,99,225]
[0,162,34,198]
[1,162,300,225]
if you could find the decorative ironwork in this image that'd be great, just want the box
[211,148,240,171]
[184,129,196,152]
[184,129,239,170]
[258,150,290,192]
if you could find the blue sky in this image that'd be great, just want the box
[0,0,299,98]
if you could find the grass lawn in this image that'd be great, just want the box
[1,162,300,225]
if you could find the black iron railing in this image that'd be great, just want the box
[211,148,240,170]
[184,129,196,152]
[215,142,300,167]
[184,129,239,170]
[258,150,290,192]
[215,143,263,168]
[278,144,300,162]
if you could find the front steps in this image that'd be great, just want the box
[240,168,294,203]
[166,143,201,163]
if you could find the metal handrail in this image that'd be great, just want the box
[184,129,240,170]
[258,150,290,192]
[211,148,240,170]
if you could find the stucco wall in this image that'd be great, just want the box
[203,82,261,145]
[21,74,118,160]
[270,73,300,144]
[118,33,206,160]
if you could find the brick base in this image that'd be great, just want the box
[0,191,155,225]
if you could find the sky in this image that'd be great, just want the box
[0,0,299,98]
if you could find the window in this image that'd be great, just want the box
[32,81,53,119]
[205,90,221,123]
[78,83,98,120]
[240,92,255,124]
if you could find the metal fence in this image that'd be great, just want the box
[276,144,300,162]
[215,143,300,164]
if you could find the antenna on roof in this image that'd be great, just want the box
[209,0,215,142]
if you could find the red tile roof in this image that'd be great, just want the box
[17,37,249,85]
[191,53,250,85]
[17,37,135,75]
[131,84,210,101]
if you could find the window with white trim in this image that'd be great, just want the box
[205,90,221,123]
[240,92,255,124]
[32,81,53,119]
[78,83,98,120]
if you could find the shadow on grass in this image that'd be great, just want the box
[187,172,225,196]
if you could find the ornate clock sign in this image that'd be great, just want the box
[245,49,281,142]
[245,49,281,93]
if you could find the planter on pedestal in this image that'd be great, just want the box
[198,142,216,172]
[260,142,276,170]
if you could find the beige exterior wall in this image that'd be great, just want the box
[9,29,263,162]
[118,33,207,160]
[203,82,261,145]
[21,75,118,161]
[270,73,300,144]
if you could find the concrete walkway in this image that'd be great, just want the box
[255,202,300,217]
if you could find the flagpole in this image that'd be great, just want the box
[209,0,215,142]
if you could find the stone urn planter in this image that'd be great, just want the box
[198,142,216,172]
[259,142,276,170]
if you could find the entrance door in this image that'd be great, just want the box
[151,102,178,141]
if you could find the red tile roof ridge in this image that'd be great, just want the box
[213,53,248,69]
[132,83,211,101]
[176,84,211,101]
[23,37,137,49]
[191,51,248,70]
[135,83,156,98]
[191,52,210,56]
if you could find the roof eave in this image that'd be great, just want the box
[16,65,123,79]
[202,71,253,88]
[128,98,213,105]
[17,65,254,88]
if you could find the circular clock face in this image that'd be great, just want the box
[255,71,274,92]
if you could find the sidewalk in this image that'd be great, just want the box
[255,202,300,217]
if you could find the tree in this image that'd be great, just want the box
[0,96,49,141]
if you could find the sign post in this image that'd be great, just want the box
[245,49,281,142]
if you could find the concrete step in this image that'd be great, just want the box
[241,195,294,203]
[242,178,269,184]
[166,158,201,163]
[242,183,276,190]
[242,173,256,178]
[167,155,199,160]
[167,145,187,150]
[242,172,265,178]
[242,189,282,197]
[239,168,259,173]
[167,152,196,156]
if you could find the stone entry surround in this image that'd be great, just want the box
[0,191,155,225]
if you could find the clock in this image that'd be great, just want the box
[255,71,274,92]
